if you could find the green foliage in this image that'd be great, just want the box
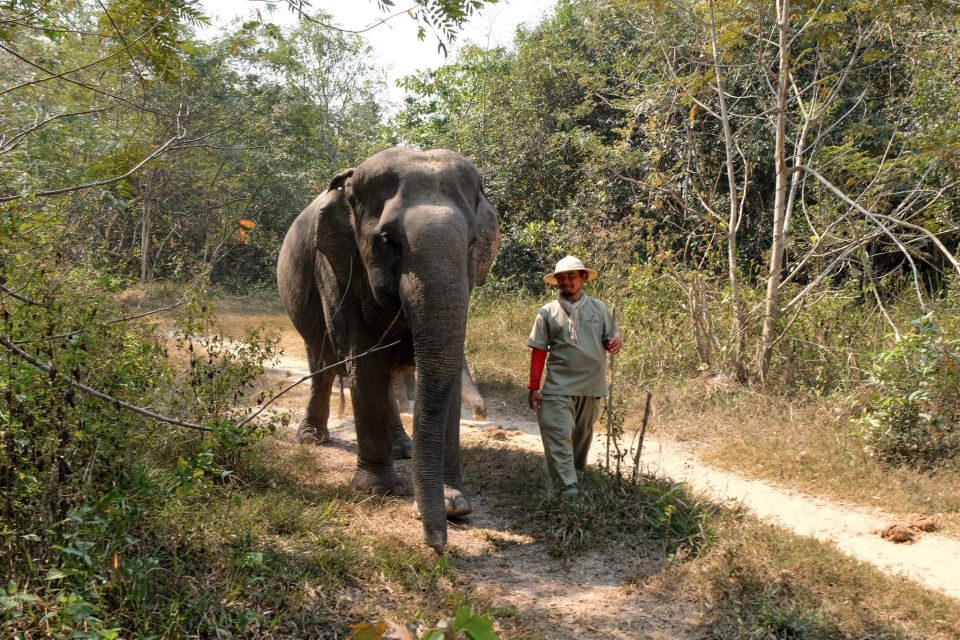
[856,315,960,467]
[0,253,284,638]
[1,2,388,291]
[347,605,502,640]
[394,0,960,384]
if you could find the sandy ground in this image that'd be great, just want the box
[265,351,960,638]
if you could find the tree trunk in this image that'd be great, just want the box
[758,0,791,382]
[708,0,747,381]
[140,169,157,283]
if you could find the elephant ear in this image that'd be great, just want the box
[326,167,354,194]
[313,168,359,319]
[474,190,501,286]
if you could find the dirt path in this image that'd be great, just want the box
[267,352,960,638]
[460,412,960,602]
[634,434,960,601]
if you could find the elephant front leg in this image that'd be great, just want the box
[442,378,472,517]
[298,347,334,445]
[349,359,410,496]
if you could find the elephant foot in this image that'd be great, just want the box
[444,484,472,517]
[297,420,329,445]
[350,468,410,496]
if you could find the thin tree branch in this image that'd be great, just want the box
[277,1,418,34]
[0,133,184,203]
[0,41,167,117]
[0,283,47,308]
[237,339,401,428]
[0,334,212,432]
[793,164,960,275]
[13,295,191,345]
[1,107,113,155]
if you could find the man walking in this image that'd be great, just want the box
[527,255,622,499]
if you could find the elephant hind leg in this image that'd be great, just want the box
[461,359,486,420]
[388,369,413,459]
[297,346,335,445]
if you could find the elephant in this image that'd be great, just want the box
[315,355,485,462]
[277,147,500,553]
[390,359,487,421]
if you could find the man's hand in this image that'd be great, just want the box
[528,388,541,411]
[604,336,622,355]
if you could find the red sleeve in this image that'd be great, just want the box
[528,348,547,390]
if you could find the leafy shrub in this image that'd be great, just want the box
[0,274,284,637]
[856,315,960,467]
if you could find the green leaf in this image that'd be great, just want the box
[45,568,72,580]
[451,606,500,639]
[346,622,388,640]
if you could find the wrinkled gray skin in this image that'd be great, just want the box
[277,147,500,553]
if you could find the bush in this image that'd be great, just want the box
[0,275,284,637]
[856,315,960,467]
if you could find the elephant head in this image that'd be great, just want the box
[304,147,500,552]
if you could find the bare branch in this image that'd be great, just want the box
[0,283,47,307]
[863,246,901,340]
[279,1,420,34]
[0,41,167,117]
[794,164,960,275]
[0,133,184,203]
[238,339,401,428]
[13,295,191,345]
[0,107,113,155]
[0,334,212,432]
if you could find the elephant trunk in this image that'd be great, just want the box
[401,223,471,553]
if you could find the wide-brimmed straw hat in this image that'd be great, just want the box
[544,255,598,285]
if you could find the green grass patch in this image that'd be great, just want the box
[462,441,713,560]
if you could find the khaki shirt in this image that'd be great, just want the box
[527,295,618,397]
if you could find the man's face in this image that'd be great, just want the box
[554,270,585,300]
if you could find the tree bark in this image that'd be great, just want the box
[708,0,747,380]
[758,0,792,382]
[140,168,157,283]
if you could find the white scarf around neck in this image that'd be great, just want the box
[557,293,587,345]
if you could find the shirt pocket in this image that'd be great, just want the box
[583,312,603,342]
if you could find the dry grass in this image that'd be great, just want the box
[652,377,960,537]
[655,513,960,640]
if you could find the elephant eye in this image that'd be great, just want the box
[379,231,399,252]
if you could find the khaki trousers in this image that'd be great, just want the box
[537,394,602,493]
